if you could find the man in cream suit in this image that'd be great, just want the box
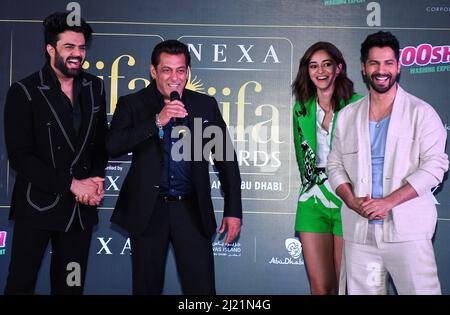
[327,31,448,294]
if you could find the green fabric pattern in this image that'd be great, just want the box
[293,93,363,196]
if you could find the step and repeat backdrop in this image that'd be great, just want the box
[0,0,449,294]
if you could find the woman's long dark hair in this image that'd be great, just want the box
[292,42,355,115]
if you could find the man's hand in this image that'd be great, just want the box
[336,182,418,220]
[218,217,241,245]
[158,99,188,126]
[86,177,105,206]
[336,183,369,218]
[347,194,371,217]
[359,183,418,220]
[90,177,105,196]
[70,177,105,206]
[361,197,393,220]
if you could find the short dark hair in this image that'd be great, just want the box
[151,40,191,68]
[360,31,400,63]
[43,12,93,60]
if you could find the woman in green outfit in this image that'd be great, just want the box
[292,42,362,294]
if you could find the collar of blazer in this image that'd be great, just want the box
[37,64,97,164]
[355,85,406,173]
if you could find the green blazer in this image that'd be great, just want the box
[293,93,363,195]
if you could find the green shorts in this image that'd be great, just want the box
[295,183,343,236]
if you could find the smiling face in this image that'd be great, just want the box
[46,30,86,78]
[308,49,342,92]
[150,52,188,100]
[362,46,400,94]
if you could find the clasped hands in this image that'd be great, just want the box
[349,194,393,220]
[70,177,105,206]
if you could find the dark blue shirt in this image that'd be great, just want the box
[155,87,193,196]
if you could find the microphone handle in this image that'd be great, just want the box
[170,92,183,125]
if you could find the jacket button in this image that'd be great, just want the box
[361,178,367,184]
[57,146,61,150]
[83,165,88,170]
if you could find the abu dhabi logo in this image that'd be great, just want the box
[0,231,7,255]
[268,238,304,265]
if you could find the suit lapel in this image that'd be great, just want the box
[75,78,94,151]
[358,96,372,179]
[182,90,208,163]
[145,83,165,156]
[184,90,205,142]
[68,77,95,169]
[37,66,76,152]
[297,97,317,153]
[383,85,403,174]
[144,82,161,118]
[183,91,197,129]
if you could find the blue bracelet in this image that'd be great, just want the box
[155,114,164,139]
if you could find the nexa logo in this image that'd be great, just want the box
[187,43,281,64]
[96,237,131,255]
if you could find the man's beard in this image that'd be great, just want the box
[54,50,83,78]
[366,72,398,94]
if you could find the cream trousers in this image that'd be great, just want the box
[343,224,441,295]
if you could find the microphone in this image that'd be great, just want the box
[170,91,183,126]
[170,90,180,101]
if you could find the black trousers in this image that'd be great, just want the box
[4,220,92,295]
[130,198,216,295]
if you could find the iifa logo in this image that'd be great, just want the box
[0,231,7,255]
[179,35,293,202]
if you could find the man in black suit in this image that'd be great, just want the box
[3,12,108,294]
[107,40,242,294]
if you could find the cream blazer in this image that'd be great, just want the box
[327,85,448,243]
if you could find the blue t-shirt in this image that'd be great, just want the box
[369,115,391,224]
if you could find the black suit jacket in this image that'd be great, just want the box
[107,82,242,237]
[3,64,108,231]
